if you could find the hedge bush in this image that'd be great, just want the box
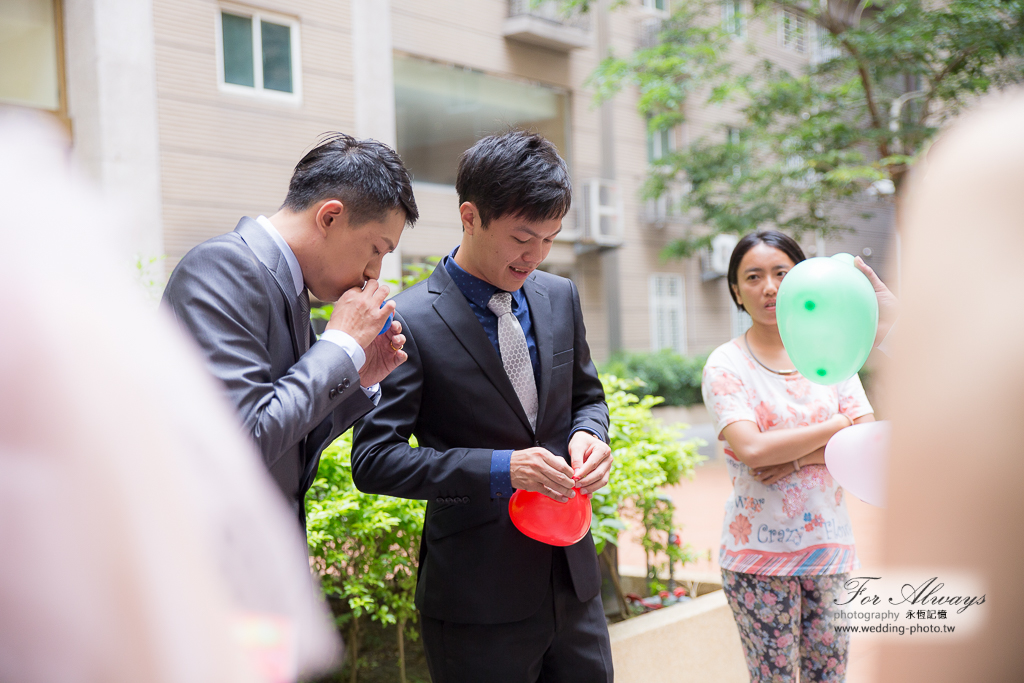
[601,350,709,407]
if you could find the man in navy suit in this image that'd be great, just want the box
[352,131,614,682]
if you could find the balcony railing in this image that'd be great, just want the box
[503,0,591,51]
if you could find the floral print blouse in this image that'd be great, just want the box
[701,338,873,575]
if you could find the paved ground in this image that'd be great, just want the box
[617,456,883,683]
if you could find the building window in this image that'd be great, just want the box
[0,0,65,115]
[811,22,842,64]
[722,0,745,38]
[779,9,807,53]
[394,56,570,187]
[731,304,752,338]
[647,121,673,164]
[642,0,668,11]
[650,274,686,353]
[217,7,300,99]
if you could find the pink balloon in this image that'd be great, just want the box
[825,420,891,507]
[508,488,591,546]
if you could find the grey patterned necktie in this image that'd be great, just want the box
[487,291,538,430]
[296,288,311,356]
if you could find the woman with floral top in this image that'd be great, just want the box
[701,230,874,682]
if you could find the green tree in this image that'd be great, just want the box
[580,0,1024,254]
[591,375,705,605]
[306,431,425,683]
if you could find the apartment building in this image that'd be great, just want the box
[3,0,893,362]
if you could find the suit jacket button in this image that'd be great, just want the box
[329,388,337,399]
[436,497,444,503]
[342,378,351,388]
[461,497,470,504]
[445,497,455,504]
[336,383,344,392]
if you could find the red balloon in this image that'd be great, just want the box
[508,488,591,546]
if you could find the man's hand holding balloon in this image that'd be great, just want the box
[854,256,899,349]
[568,430,613,496]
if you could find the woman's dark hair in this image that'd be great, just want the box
[455,130,572,227]
[727,230,806,310]
[283,133,419,226]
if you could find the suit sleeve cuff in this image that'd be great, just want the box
[318,329,367,371]
[490,450,514,499]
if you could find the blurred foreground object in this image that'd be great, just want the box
[0,110,339,683]
[880,91,1024,681]
[824,421,891,507]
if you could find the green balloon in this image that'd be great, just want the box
[776,253,878,385]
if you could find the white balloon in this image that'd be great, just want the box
[825,421,891,507]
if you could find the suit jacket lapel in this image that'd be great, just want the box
[235,217,303,360]
[523,275,552,430]
[427,265,535,434]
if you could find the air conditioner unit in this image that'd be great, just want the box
[578,179,623,246]
[703,233,738,279]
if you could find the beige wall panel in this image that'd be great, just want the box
[161,202,254,259]
[154,0,358,264]
[399,185,461,258]
[157,98,347,152]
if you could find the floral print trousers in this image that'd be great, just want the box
[722,569,850,682]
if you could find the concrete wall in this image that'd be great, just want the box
[609,590,749,683]
[64,0,164,262]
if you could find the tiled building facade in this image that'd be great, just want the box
[5,0,894,361]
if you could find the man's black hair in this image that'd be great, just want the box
[455,130,571,227]
[727,230,807,310]
[283,133,419,226]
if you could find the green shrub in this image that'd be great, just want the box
[592,375,705,600]
[601,350,708,407]
[306,432,424,683]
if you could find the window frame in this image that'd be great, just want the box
[641,0,669,16]
[721,0,745,39]
[215,4,302,103]
[647,121,675,165]
[649,273,687,354]
[778,8,807,54]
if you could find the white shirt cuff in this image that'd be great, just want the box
[318,329,367,372]
[362,384,382,405]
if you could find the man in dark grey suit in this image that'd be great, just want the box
[352,131,614,682]
[163,134,418,528]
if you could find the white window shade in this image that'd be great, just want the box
[394,56,569,186]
